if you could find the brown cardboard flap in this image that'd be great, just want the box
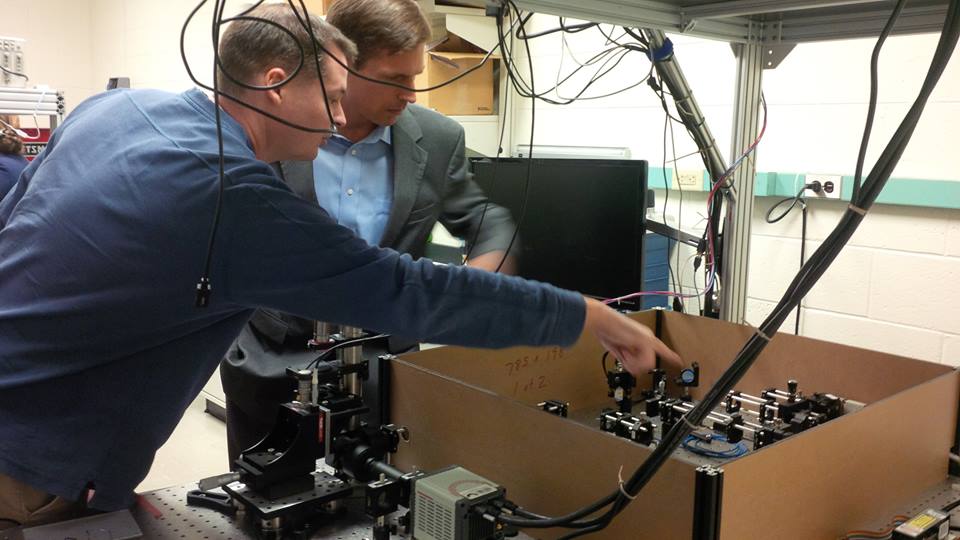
[391,310,959,538]
[720,370,959,539]
[430,33,486,54]
[399,310,658,410]
[414,31,498,116]
[658,310,952,403]
[391,357,698,540]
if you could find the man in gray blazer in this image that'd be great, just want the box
[219,0,517,462]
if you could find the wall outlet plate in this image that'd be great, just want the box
[804,174,842,199]
[673,169,704,191]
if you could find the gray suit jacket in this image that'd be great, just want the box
[221,105,516,396]
[277,104,514,258]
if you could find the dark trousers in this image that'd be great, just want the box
[221,329,417,468]
[224,395,284,466]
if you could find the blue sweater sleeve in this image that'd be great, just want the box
[218,174,586,349]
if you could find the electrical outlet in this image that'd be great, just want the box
[673,169,704,191]
[804,174,842,199]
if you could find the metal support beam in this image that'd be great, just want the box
[764,3,950,43]
[512,0,754,42]
[692,465,724,540]
[508,0,949,45]
[721,36,764,323]
[683,0,881,20]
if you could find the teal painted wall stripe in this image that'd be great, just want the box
[648,166,671,189]
[650,168,960,210]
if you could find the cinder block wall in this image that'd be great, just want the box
[749,202,960,364]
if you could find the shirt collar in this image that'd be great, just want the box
[331,125,392,147]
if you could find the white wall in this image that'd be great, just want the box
[0,0,97,117]
[511,15,960,365]
[88,0,232,95]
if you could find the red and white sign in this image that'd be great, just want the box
[22,128,51,161]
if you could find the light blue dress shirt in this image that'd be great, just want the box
[313,126,394,245]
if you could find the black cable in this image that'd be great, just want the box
[517,17,596,40]
[764,188,807,224]
[648,75,686,125]
[290,0,339,130]
[797,201,807,335]
[596,25,647,53]
[514,44,634,104]
[661,114,673,294]
[499,9,648,106]
[622,27,650,46]
[0,64,28,82]
[460,71,510,267]
[196,0,230,307]
[853,0,907,201]
[179,0,338,136]
[512,507,551,520]
[556,523,605,540]
[668,116,684,311]
[495,1,534,274]
[305,332,389,370]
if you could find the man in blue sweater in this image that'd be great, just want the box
[0,4,678,528]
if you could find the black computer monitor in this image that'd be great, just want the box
[471,157,648,302]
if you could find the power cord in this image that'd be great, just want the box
[765,183,817,334]
[0,64,28,82]
[304,332,389,370]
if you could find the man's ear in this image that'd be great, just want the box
[263,67,290,106]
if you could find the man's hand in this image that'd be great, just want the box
[582,297,682,377]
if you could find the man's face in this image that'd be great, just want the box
[344,44,425,128]
[276,47,349,160]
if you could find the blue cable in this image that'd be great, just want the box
[682,434,747,459]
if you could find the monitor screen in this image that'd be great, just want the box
[471,157,648,302]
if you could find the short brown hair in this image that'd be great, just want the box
[0,127,23,155]
[326,0,431,67]
[216,4,358,95]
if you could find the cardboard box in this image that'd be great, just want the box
[388,310,959,539]
[415,35,496,116]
